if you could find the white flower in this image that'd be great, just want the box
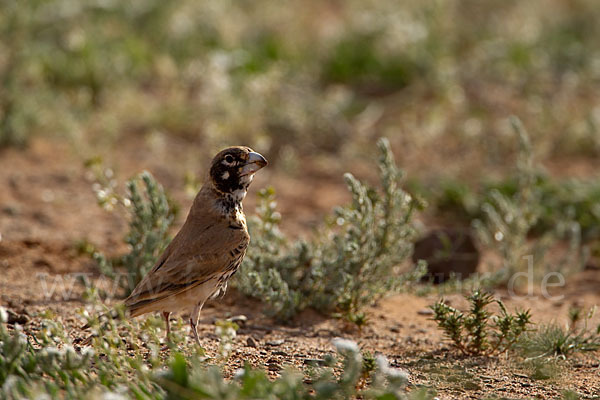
[233,368,246,380]
[82,347,95,358]
[0,307,7,323]
[2,375,18,392]
[42,347,62,358]
[17,332,28,345]
[376,354,409,382]
[376,354,390,372]
[101,391,128,400]
[332,338,359,353]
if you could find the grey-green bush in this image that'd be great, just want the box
[236,138,426,321]
[91,171,175,295]
[472,117,584,283]
[431,289,532,356]
[0,306,426,399]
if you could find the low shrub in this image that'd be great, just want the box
[471,118,584,283]
[0,306,424,399]
[517,306,600,358]
[431,289,532,356]
[236,138,426,322]
[87,166,176,296]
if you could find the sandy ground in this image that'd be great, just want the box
[1,138,600,399]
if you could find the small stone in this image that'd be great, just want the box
[267,363,282,371]
[303,358,326,366]
[417,309,434,316]
[228,315,248,326]
[413,228,479,283]
[2,205,19,216]
[7,310,30,325]
[246,337,257,348]
[266,339,285,346]
[273,350,288,356]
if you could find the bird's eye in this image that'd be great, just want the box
[225,155,234,164]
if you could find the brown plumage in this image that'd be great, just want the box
[88,146,267,346]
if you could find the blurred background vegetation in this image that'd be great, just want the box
[2,0,600,235]
[2,0,599,154]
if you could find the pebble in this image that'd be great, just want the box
[7,310,30,325]
[417,309,434,316]
[267,363,282,372]
[246,337,257,348]
[2,205,19,216]
[228,315,248,326]
[266,339,285,346]
[272,350,288,356]
[303,358,327,366]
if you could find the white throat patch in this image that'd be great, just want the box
[231,174,254,202]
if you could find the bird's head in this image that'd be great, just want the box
[209,146,268,201]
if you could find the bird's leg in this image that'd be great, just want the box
[189,302,203,347]
[162,311,171,340]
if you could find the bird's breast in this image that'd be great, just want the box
[224,203,247,231]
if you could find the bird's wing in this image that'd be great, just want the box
[125,210,249,311]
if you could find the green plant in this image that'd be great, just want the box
[236,138,426,321]
[155,338,416,400]
[214,320,238,360]
[431,289,532,355]
[322,32,424,93]
[562,390,581,400]
[88,167,176,295]
[472,117,584,283]
[347,311,370,331]
[0,306,424,399]
[429,174,600,243]
[0,304,155,398]
[0,1,47,147]
[517,307,600,358]
[524,357,562,381]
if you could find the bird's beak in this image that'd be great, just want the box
[241,151,268,176]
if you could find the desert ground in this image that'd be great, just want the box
[2,136,600,399]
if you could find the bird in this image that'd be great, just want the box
[85,146,267,347]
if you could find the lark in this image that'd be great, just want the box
[87,147,267,346]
